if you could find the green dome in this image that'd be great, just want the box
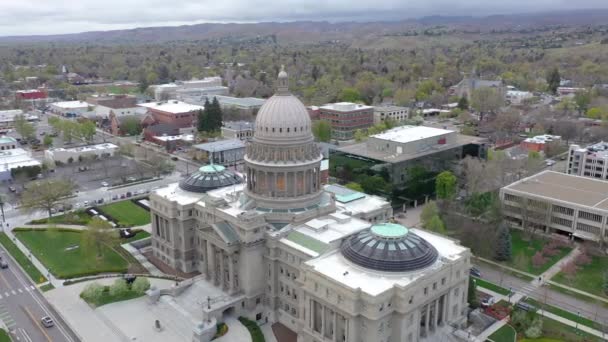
[370,223,409,239]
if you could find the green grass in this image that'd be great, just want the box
[40,283,55,292]
[0,329,10,342]
[552,254,608,300]
[535,317,603,342]
[487,324,516,342]
[523,298,603,331]
[124,231,151,243]
[98,201,150,227]
[15,229,129,279]
[0,233,47,284]
[472,277,512,296]
[547,284,608,308]
[29,210,92,225]
[238,317,265,342]
[504,230,572,275]
[81,287,144,308]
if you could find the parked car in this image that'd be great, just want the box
[0,259,8,269]
[8,186,16,193]
[120,194,126,199]
[83,200,89,206]
[126,176,137,182]
[126,192,132,198]
[96,198,104,204]
[101,181,109,187]
[470,267,482,278]
[171,156,178,161]
[111,195,118,201]
[481,297,495,308]
[41,316,54,328]
[515,302,537,312]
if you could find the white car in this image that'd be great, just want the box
[101,181,109,187]
[83,200,89,207]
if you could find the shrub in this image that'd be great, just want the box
[510,310,527,330]
[524,317,543,339]
[109,279,129,297]
[132,277,151,294]
[238,317,265,342]
[80,282,104,301]
[531,251,547,269]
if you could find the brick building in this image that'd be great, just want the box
[138,100,204,128]
[319,102,374,141]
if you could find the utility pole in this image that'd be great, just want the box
[0,194,6,224]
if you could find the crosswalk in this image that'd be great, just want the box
[0,285,35,299]
[0,302,15,330]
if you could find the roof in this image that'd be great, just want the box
[138,101,204,114]
[193,139,245,152]
[179,164,243,193]
[324,184,365,203]
[324,184,390,215]
[0,148,41,172]
[371,126,453,144]
[51,101,89,109]
[284,230,329,254]
[503,170,608,210]
[320,102,373,112]
[374,106,409,112]
[0,136,17,144]
[47,143,118,153]
[212,222,240,245]
[223,121,254,131]
[145,123,180,135]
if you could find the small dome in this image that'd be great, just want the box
[179,164,243,193]
[341,223,438,272]
[253,68,312,142]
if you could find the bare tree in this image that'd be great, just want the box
[20,179,75,218]
[81,217,118,258]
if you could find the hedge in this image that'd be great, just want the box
[238,317,265,342]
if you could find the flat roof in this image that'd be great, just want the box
[51,101,89,109]
[223,121,254,130]
[0,148,41,172]
[48,143,118,153]
[138,101,204,114]
[372,126,453,144]
[0,136,17,144]
[320,102,373,112]
[194,139,245,152]
[154,134,194,142]
[503,170,608,210]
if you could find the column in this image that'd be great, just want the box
[434,299,440,330]
[219,250,226,290]
[425,304,430,336]
[443,294,449,325]
[200,239,208,276]
[321,305,325,337]
[332,311,337,341]
[228,254,235,294]
[206,241,215,283]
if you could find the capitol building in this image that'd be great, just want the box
[149,68,471,342]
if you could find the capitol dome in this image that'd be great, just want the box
[253,66,313,144]
[179,164,243,193]
[341,223,439,272]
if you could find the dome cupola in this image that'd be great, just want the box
[179,164,243,193]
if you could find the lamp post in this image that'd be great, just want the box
[575,311,580,335]
[0,194,6,223]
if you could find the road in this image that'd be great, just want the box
[473,260,608,325]
[0,247,80,342]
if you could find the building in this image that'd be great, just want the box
[520,135,561,153]
[15,88,48,101]
[449,77,504,100]
[374,106,410,124]
[153,134,195,151]
[109,112,147,136]
[557,87,585,96]
[0,110,38,131]
[505,90,533,105]
[319,102,374,141]
[183,95,266,116]
[175,86,229,99]
[143,123,180,145]
[50,101,91,117]
[153,77,223,100]
[193,139,246,168]
[0,137,18,151]
[0,148,41,181]
[86,94,139,119]
[221,121,254,140]
[138,100,204,128]
[148,69,470,342]
[307,106,320,120]
[501,170,608,242]
[335,125,487,186]
[44,143,118,164]
[567,142,608,180]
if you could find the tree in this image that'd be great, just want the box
[426,215,446,234]
[43,135,53,147]
[118,143,135,157]
[80,283,104,302]
[361,175,389,195]
[546,67,561,95]
[574,90,591,115]
[524,317,543,339]
[353,129,367,142]
[561,261,578,285]
[148,155,175,177]
[345,182,364,192]
[209,97,223,131]
[470,87,504,119]
[531,251,547,270]
[79,121,97,143]
[457,96,469,110]
[198,99,212,132]
[132,277,151,294]
[468,278,478,308]
[20,179,75,218]
[109,278,129,297]
[339,87,362,103]
[81,217,118,258]
[14,114,35,140]
[420,201,440,227]
[435,171,457,201]
[312,120,331,142]
[121,117,142,136]
[494,224,512,261]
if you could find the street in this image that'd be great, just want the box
[0,246,79,342]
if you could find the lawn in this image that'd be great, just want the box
[29,210,92,225]
[15,229,129,279]
[0,233,47,284]
[523,298,602,331]
[0,329,10,342]
[504,230,572,275]
[532,317,603,342]
[40,283,55,292]
[472,277,512,296]
[487,324,516,342]
[552,254,608,299]
[98,201,150,227]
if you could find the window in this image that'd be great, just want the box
[256,313,262,321]
[433,282,437,290]
[441,277,446,286]
[424,287,428,295]
[256,297,261,304]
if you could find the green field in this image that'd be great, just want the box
[523,298,602,331]
[99,201,150,227]
[15,229,129,279]
[505,230,572,275]
[0,328,10,342]
[472,277,512,296]
[487,324,516,342]
[0,233,47,284]
[534,317,603,342]
[552,254,608,299]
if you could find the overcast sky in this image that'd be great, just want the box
[1,0,608,36]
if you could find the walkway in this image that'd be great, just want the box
[215,316,251,342]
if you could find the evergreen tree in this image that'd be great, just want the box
[494,223,512,261]
[198,99,212,132]
[457,96,469,110]
[210,97,223,131]
[546,67,561,95]
[468,278,478,308]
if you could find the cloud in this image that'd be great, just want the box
[1,0,607,36]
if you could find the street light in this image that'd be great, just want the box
[575,311,580,335]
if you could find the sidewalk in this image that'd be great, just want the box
[476,318,509,341]
[540,309,607,339]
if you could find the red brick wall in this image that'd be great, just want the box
[150,109,196,128]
